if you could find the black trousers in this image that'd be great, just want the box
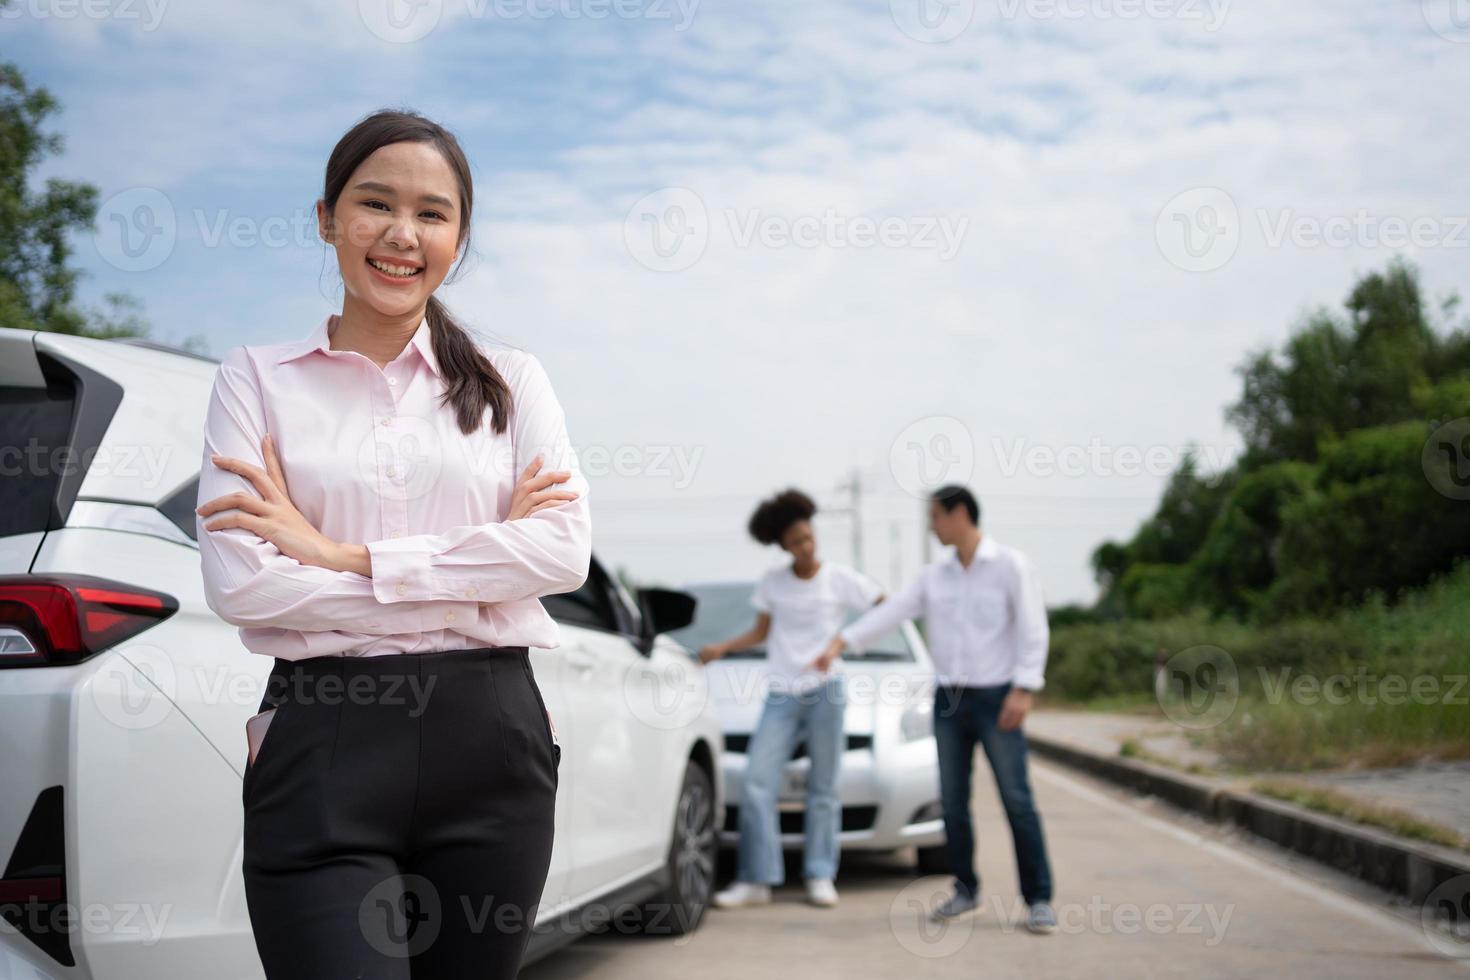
[242,645,559,979]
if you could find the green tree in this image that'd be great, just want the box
[0,38,151,339]
[1093,258,1470,621]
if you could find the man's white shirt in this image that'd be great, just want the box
[838,534,1049,691]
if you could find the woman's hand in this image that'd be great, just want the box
[805,635,846,674]
[508,454,579,520]
[698,642,728,665]
[197,433,342,570]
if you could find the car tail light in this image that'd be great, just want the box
[0,574,178,668]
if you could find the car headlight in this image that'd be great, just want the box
[899,698,934,742]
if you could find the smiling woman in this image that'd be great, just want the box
[194,108,590,980]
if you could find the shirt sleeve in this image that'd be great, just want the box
[196,346,478,635]
[839,571,925,653]
[363,351,593,605]
[1009,551,1050,691]
[750,572,773,613]
[838,564,884,610]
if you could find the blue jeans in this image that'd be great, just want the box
[933,683,1053,905]
[736,675,846,884]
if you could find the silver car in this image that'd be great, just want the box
[669,580,948,874]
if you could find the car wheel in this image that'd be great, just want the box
[915,843,949,876]
[641,761,717,936]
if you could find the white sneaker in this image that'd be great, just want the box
[805,877,838,907]
[712,881,772,909]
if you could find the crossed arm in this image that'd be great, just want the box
[195,346,591,636]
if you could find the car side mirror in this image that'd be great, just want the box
[636,587,697,653]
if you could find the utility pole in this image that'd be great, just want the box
[921,496,932,566]
[890,520,901,591]
[831,467,865,575]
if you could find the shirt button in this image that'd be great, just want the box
[382,417,394,427]
[388,377,398,386]
[445,612,457,623]
[389,530,401,539]
[395,583,408,596]
[466,586,478,598]
[386,465,396,477]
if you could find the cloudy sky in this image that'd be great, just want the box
[15,0,1470,604]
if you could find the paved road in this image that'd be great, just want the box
[522,757,1470,979]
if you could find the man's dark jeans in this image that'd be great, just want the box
[933,682,1053,905]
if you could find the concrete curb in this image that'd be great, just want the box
[1027,731,1470,907]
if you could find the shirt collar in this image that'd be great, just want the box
[274,314,441,379]
[948,533,998,570]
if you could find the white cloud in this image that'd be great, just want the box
[28,0,1470,600]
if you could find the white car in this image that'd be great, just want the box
[668,580,947,875]
[0,327,724,978]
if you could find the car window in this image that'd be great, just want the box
[0,381,75,537]
[541,558,621,633]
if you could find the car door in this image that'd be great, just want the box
[524,642,575,913]
[540,557,664,899]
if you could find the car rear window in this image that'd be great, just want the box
[0,381,75,537]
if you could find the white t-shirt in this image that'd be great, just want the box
[751,561,884,694]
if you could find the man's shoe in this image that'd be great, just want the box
[712,881,772,909]
[929,888,978,921]
[1027,901,1058,934]
[805,878,838,907]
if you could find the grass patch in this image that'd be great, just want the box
[1049,562,1470,769]
[1253,778,1470,853]
[1117,737,1217,777]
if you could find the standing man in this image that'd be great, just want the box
[810,485,1056,933]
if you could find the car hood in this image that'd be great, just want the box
[704,658,933,736]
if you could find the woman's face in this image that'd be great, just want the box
[779,519,817,565]
[318,141,463,320]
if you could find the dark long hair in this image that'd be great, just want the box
[320,108,512,436]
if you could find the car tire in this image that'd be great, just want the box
[915,843,949,876]
[640,761,717,937]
